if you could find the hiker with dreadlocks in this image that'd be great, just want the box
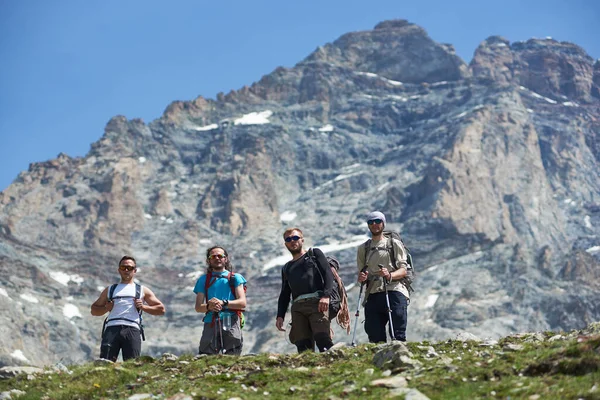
[194,246,247,355]
[91,255,165,362]
[276,228,335,352]
[357,211,410,342]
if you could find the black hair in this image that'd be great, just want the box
[119,255,136,267]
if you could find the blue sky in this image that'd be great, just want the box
[1,0,598,192]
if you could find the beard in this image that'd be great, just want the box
[288,247,302,256]
[369,226,384,235]
[209,262,228,272]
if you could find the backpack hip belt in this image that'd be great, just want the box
[293,291,322,303]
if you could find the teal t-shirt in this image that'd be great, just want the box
[193,270,247,323]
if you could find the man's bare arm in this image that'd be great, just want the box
[90,287,111,316]
[136,287,165,315]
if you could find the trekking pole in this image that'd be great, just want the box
[378,264,396,341]
[217,313,225,355]
[351,266,368,347]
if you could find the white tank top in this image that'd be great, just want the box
[106,283,145,329]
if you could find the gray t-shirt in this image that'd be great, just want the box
[356,237,409,302]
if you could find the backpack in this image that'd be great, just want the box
[306,248,351,334]
[102,283,145,341]
[204,270,247,329]
[364,231,415,294]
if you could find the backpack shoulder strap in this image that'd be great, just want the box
[228,272,236,296]
[203,270,213,304]
[387,236,398,270]
[388,236,415,293]
[364,239,372,256]
[135,283,144,325]
[108,284,118,301]
[361,239,373,268]
[227,272,246,318]
[308,248,329,288]
[109,283,142,300]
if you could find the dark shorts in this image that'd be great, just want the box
[198,314,243,355]
[100,325,142,362]
[289,297,331,344]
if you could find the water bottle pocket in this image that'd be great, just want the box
[222,314,232,330]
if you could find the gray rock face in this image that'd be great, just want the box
[1,20,599,367]
[471,36,598,102]
[303,19,470,84]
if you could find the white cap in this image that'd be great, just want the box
[366,211,386,225]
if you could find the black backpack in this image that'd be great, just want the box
[102,283,145,340]
[364,231,414,293]
[306,249,351,333]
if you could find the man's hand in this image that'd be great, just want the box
[358,270,369,283]
[318,297,330,313]
[275,317,285,331]
[134,299,144,311]
[208,297,222,312]
[378,267,392,282]
[105,301,114,312]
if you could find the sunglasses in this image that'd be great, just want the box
[284,235,302,243]
[119,265,136,271]
[208,254,227,260]
[367,219,383,225]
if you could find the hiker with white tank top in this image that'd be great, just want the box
[91,255,165,362]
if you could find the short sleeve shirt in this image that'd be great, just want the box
[193,270,247,323]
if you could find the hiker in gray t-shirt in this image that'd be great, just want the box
[357,211,410,342]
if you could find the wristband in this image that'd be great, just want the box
[223,299,229,308]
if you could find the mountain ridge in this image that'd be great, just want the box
[0,19,599,367]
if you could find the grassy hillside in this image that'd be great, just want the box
[1,324,599,399]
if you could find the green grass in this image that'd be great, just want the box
[2,329,599,399]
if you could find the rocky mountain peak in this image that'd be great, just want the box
[470,35,515,85]
[514,38,596,102]
[373,19,414,30]
[176,20,472,117]
[301,19,469,84]
[471,36,599,102]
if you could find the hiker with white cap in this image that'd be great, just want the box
[356,211,410,342]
